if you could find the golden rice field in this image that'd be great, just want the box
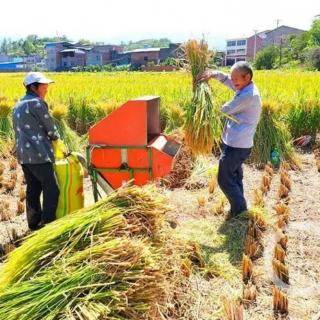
[1,70,320,163]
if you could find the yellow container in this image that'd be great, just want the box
[54,153,84,219]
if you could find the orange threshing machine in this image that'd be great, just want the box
[86,96,181,201]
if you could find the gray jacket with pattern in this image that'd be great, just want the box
[12,91,59,164]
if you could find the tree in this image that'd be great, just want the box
[309,17,320,46]
[306,47,320,70]
[254,46,278,69]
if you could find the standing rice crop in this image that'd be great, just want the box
[0,97,14,138]
[183,39,225,155]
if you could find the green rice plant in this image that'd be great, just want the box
[183,39,224,155]
[286,98,320,140]
[251,100,297,166]
[0,97,14,139]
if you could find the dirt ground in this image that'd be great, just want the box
[0,151,320,320]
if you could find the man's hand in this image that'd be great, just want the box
[196,70,217,83]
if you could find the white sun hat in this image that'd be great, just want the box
[23,72,54,86]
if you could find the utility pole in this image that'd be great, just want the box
[253,29,259,59]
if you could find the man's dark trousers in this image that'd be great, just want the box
[21,162,59,229]
[218,143,252,216]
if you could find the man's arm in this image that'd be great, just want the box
[211,71,236,91]
[31,100,60,140]
[196,70,236,91]
[221,94,251,115]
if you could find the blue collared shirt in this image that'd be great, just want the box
[213,71,262,148]
[12,91,60,164]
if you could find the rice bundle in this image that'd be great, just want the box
[274,244,286,263]
[243,282,257,302]
[244,235,262,259]
[278,184,289,199]
[223,297,244,320]
[272,259,289,284]
[0,186,168,319]
[183,39,224,155]
[253,189,265,207]
[274,203,289,216]
[52,103,82,152]
[242,254,253,283]
[251,101,297,166]
[273,286,288,315]
[247,207,268,231]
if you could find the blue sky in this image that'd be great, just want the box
[0,0,319,50]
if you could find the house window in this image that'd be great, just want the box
[227,50,236,55]
[237,49,245,54]
[144,56,148,61]
[237,40,246,46]
[96,55,100,61]
[227,41,236,47]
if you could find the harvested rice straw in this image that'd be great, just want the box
[248,207,268,231]
[243,282,257,302]
[183,39,227,155]
[273,286,288,315]
[274,244,286,263]
[272,259,289,284]
[0,185,167,289]
[274,203,289,216]
[242,254,253,283]
[262,174,271,191]
[278,184,289,199]
[265,163,274,176]
[223,297,244,320]
[279,234,288,251]
[253,189,264,207]
[244,235,262,260]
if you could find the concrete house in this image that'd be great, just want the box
[225,25,304,65]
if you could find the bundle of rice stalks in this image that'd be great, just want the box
[244,235,262,260]
[272,286,288,316]
[253,189,265,207]
[182,39,224,155]
[251,100,297,166]
[278,184,289,199]
[280,161,291,172]
[223,297,244,320]
[247,207,268,231]
[0,185,167,289]
[0,202,11,221]
[242,254,253,283]
[10,171,17,182]
[280,173,291,191]
[262,174,271,191]
[272,259,289,284]
[316,159,320,172]
[3,180,15,193]
[247,221,263,240]
[52,103,82,152]
[265,162,274,176]
[0,237,165,320]
[274,203,289,216]
[208,175,217,194]
[276,215,289,229]
[197,195,206,207]
[243,282,257,302]
[16,201,25,215]
[19,188,26,201]
[9,158,17,170]
[0,161,5,175]
[274,244,286,264]
[211,195,227,215]
[0,97,14,138]
[279,234,288,251]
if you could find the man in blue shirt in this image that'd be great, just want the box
[12,72,60,230]
[198,62,262,216]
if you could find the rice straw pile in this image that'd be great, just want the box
[0,185,168,320]
[183,39,224,155]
